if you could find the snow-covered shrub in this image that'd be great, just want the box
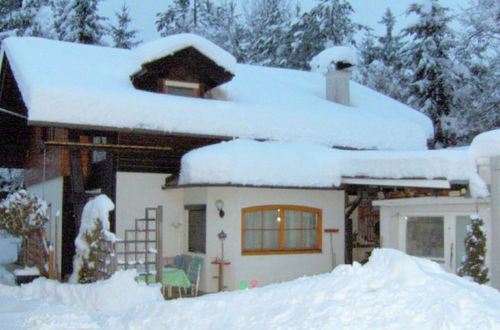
[457,213,489,284]
[70,194,115,284]
[0,190,48,238]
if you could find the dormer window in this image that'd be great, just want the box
[161,79,201,97]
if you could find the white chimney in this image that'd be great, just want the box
[310,46,357,106]
[325,69,352,106]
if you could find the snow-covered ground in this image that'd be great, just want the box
[0,249,499,329]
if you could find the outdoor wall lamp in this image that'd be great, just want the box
[215,199,225,218]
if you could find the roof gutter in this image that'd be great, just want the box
[340,177,451,189]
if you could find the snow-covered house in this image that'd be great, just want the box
[0,34,497,292]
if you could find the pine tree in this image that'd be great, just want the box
[402,0,459,148]
[110,3,140,49]
[0,0,56,40]
[199,0,248,62]
[55,0,107,44]
[244,0,294,67]
[156,0,197,36]
[457,213,489,284]
[287,0,365,69]
[355,8,406,102]
[453,0,500,144]
[377,8,403,66]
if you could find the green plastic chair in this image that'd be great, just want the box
[185,256,203,296]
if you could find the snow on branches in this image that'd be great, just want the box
[457,213,489,284]
[70,194,115,284]
[0,190,48,238]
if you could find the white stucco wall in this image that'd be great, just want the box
[176,186,344,293]
[375,197,494,287]
[116,177,345,293]
[115,172,184,259]
[26,176,64,274]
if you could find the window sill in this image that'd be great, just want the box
[242,249,322,256]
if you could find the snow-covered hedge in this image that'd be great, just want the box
[0,190,48,238]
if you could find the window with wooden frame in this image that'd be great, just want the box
[242,205,322,255]
[161,79,201,97]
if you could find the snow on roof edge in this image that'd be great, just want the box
[131,33,236,75]
[179,139,489,198]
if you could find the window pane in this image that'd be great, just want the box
[188,209,206,253]
[303,212,317,229]
[285,210,301,229]
[455,216,470,271]
[263,231,279,249]
[244,231,261,250]
[284,230,301,248]
[406,217,444,258]
[245,211,261,229]
[168,87,195,96]
[303,230,317,248]
[263,210,280,229]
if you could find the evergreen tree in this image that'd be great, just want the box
[453,0,500,144]
[244,0,294,67]
[156,0,198,36]
[110,3,140,49]
[287,0,365,69]
[55,0,107,44]
[457,214,489,284]
[200,0,248,62]
[377,8,403,66]
[0,0,56,40]
[355,8,406,102]
[402,0,459,148]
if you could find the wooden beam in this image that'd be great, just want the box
[43,140,173,152]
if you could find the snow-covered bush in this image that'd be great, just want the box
[457,213,489,284]
[70,194,115,284]
[0,190,48,238]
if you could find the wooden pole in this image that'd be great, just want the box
[156,206,163,285]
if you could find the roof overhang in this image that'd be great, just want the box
[341,177,452,189]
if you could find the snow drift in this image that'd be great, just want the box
[0,270,163,313]
[0,249,498,329]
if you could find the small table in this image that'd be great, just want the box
[162,267,191,297]
[138,267,191,298]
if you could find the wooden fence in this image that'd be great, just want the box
[22,228,57,279]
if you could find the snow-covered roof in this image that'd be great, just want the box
[469,129,500,159]
[130,33,236,75]
[2,36,433,151]
[179,139,489,198]
[310,46,358,73]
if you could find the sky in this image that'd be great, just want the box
[100,0,472,44]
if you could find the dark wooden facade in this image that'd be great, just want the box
[0,57,30,168]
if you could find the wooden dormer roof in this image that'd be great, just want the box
[130,46,234,94]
